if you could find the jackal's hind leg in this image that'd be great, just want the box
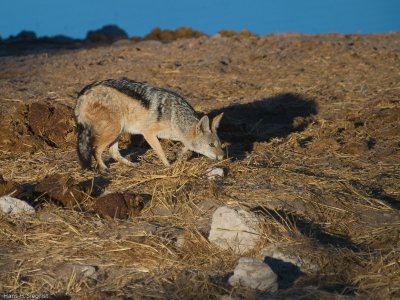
[94,143,109,172]
[109,141,138,167]
[93,123,121,172]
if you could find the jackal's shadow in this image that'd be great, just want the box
[209,93,318,159]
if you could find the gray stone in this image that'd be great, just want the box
[261,244,304,268]
[228,257,278,292]
[208,206,261,253]
[0,196,35,216]
[205,167,225,179]
[261,243,318,272]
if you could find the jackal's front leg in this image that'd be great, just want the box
[142,133,171,167]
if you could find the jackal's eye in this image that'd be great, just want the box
[209,143,215,148]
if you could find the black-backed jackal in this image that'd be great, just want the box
[74,79,224,171]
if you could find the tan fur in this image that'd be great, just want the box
[75,82,224,171]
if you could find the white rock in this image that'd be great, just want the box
[0,196,35,216]
[229,257,278,292]
[205,167,225,179]
[208,206,261,253]
[261,243,318,272]
[261,244,303,268]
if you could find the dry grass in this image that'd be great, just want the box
[0,33,399,299]
[0,139,398,299]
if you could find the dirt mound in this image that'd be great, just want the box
[35,174,88,207]
[93,192,147,219]
[1,101,75,153]
[0,175,25,198]
[27,102,75,147]
[34,174,147,217]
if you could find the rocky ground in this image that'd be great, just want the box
[0,29,399,299]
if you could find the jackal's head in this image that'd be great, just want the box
[189,113,224,160]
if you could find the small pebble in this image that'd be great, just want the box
[205,167,225,179]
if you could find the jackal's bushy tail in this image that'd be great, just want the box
[76,122,94,169]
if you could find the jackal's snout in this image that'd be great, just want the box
[215,147,225,161]
[216,149,225,160]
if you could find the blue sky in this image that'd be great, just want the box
[1,0,399,39]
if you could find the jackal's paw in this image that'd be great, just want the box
[95,164,109,173]
[122,161,139,167]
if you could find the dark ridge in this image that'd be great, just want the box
[77,80,103,97]
[102,79,151,109]
[77,79,151,109]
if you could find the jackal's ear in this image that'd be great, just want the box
[196,115,210,135]
[211,113,224,132]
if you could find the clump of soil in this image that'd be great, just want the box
[1,101,75,153]
[27,102,75,148]
[93,192,147,219]
[0,175,25,198]
[35,174,88,207]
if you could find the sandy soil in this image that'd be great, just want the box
[0,32,399,299]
